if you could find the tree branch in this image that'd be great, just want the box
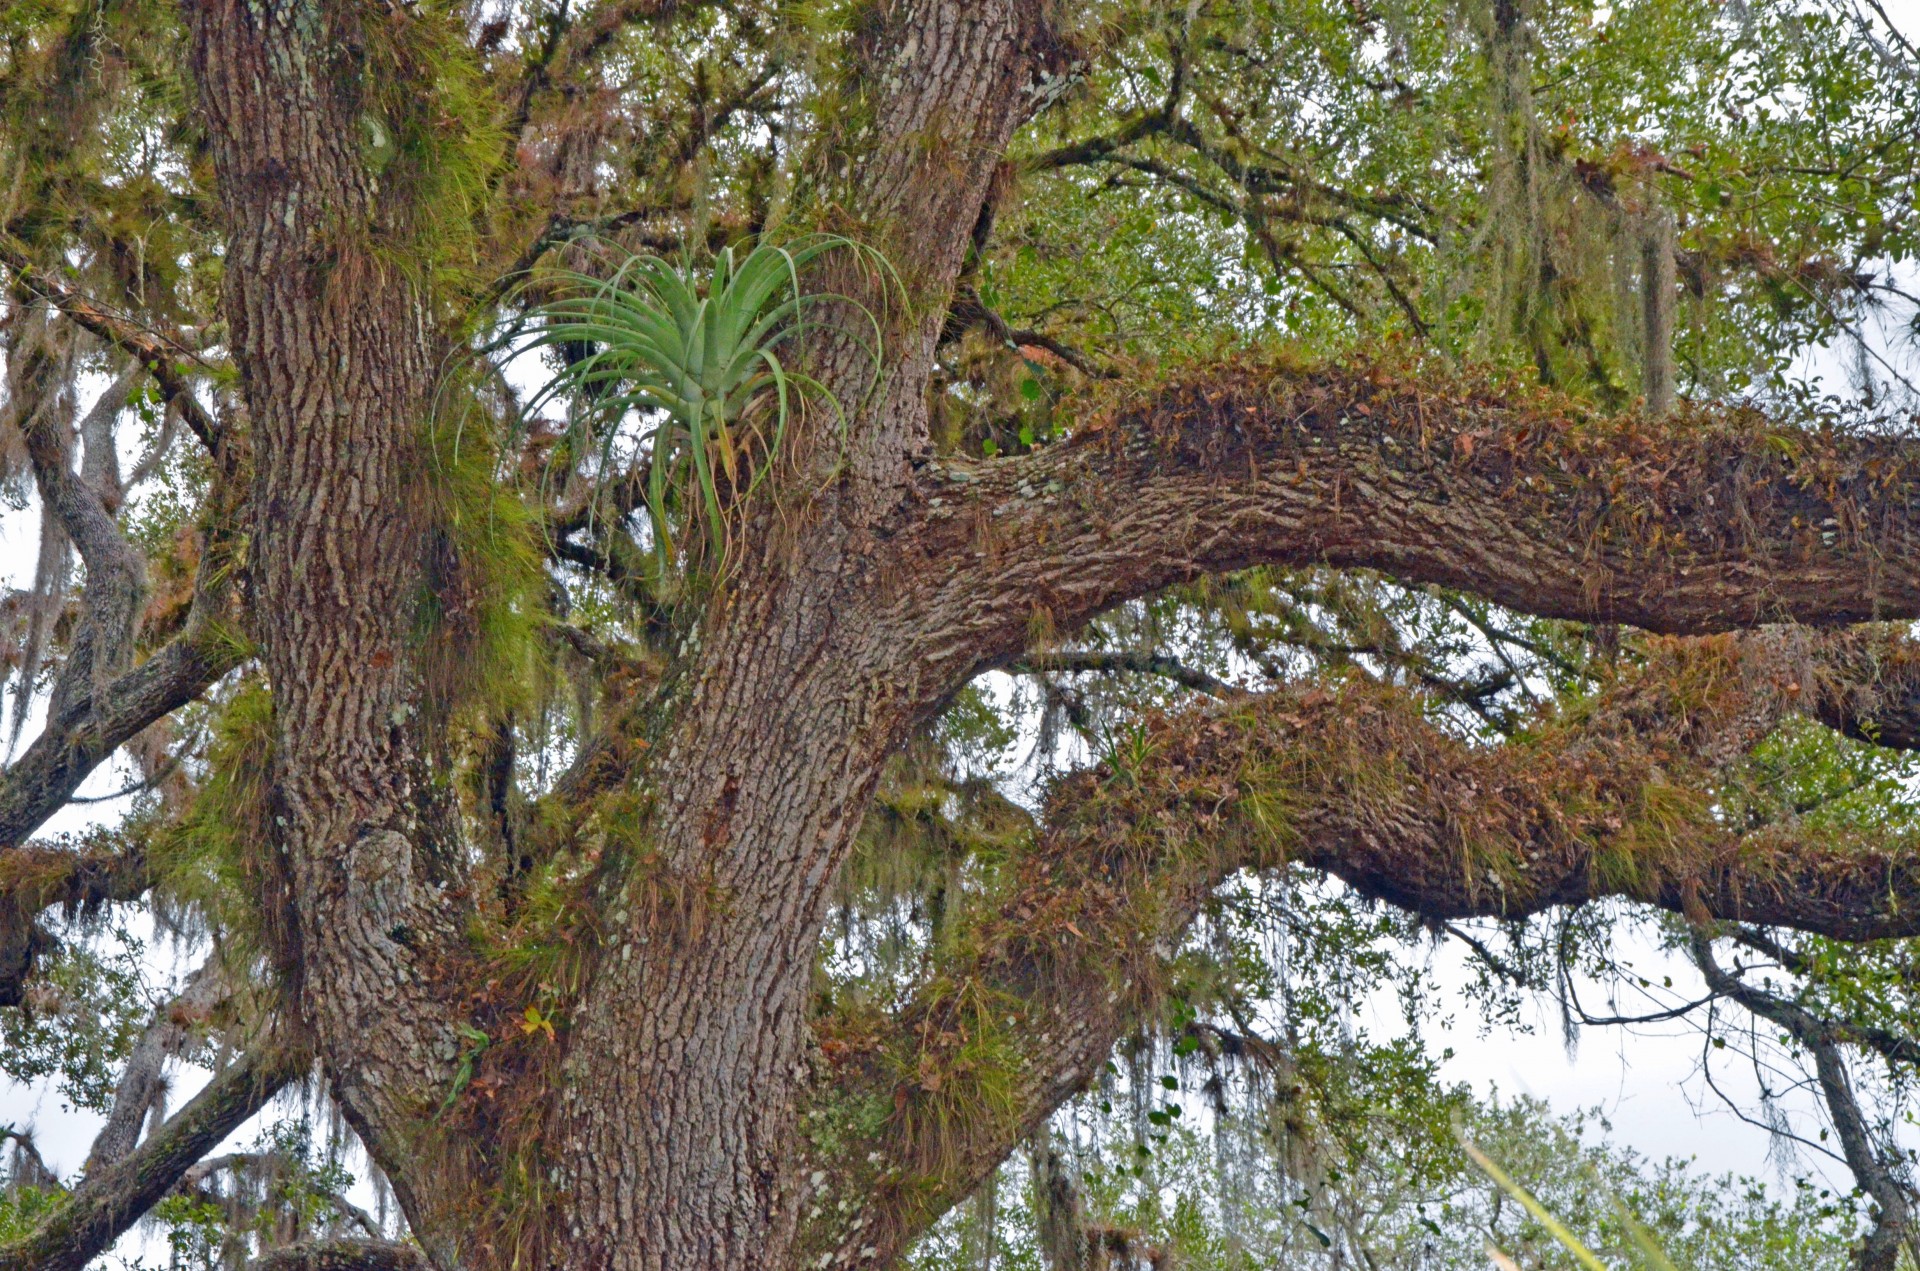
[0,402,246,861]
[0,619,237,851]
[0,237,223,456]
[0,1045,305,1271]
[506,0,697,144]
[1719,926,1920,1073]
[800,627,1920,1265]
[247,1240,428,1271]
[807,0,1081,507]
[85,957,233,1172]
[1691,935,1918,1270]
[0,838,150,1007]
[900,360,1920,696]
[1012,649,1234,696]
[9,306,150,732]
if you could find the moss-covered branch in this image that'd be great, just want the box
[0,238,224,456]
[901,359,1920,693]
[246,1240,429,1271]
[0,1044,304,1271]
[0,304,246,859]
[0,563,241,857]
[799,628,1920,1267]
[0,838,150,1007]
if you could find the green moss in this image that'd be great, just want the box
[148,680,277,954]
[354,2,505,299]
[417,378,549,733]
[1588,778,1713,895]
[885,974,1028,1184]
[0,1184,64,1243]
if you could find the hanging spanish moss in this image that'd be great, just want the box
[1448,0,1681,407]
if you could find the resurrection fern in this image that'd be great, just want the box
[523,236,892,573]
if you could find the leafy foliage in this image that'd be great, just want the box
[907,1091,1865,1270]
[0,917,147,1113]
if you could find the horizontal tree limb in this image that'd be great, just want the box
[898,360,1920,695]
[802,627,1920,1266]
[0,839,151,1007]
[247,1240,428,1271]
[0,617,237,845]
[1011,649,1234,696]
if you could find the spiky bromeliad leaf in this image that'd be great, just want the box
[522,235,892,574]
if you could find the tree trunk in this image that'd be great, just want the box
[549,577,916,1268]
[188,1,471,1253]
[184,2,1051,1263]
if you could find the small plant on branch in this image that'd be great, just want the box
[520,235,894,577]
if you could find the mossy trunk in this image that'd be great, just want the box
[188,1,474,1257]
[184,4,1048,1269]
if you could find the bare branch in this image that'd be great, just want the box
[8,306,149,728]
[0,345,246,865]
[1691,935,1918,1270]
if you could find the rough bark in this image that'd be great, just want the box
[900,362,1920,686]
[543,8,1072,1269]
[247,1240,431,1271]
[184,0,472,1252]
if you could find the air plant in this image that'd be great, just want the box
[520,235,893,576]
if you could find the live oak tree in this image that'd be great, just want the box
[0,1,1918,1269]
